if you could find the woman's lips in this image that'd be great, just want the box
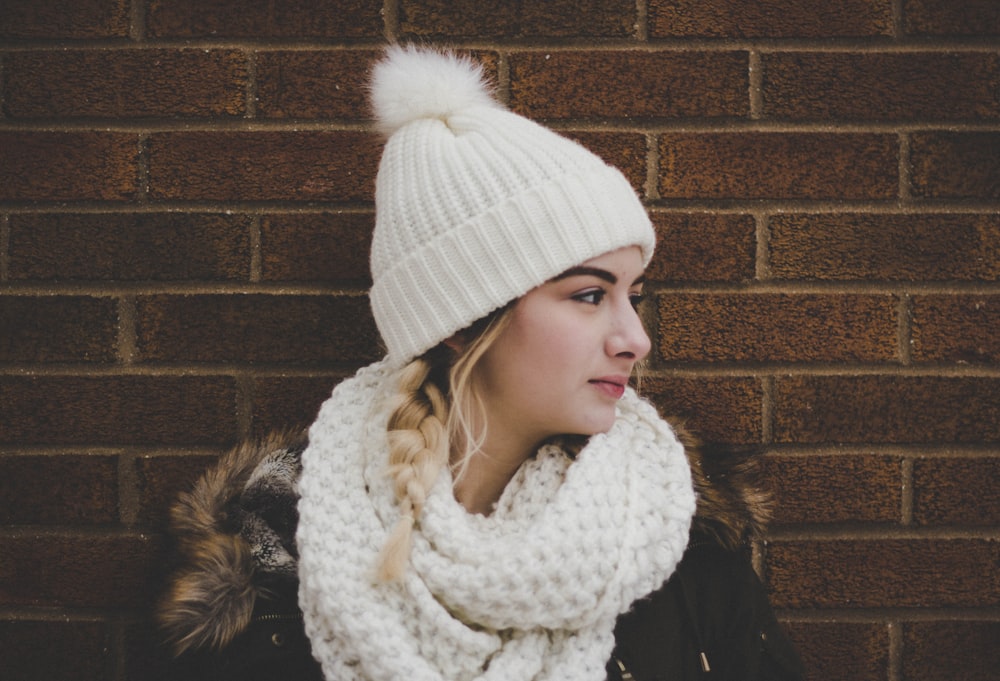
[589,377,627,399]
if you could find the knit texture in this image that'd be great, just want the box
[296,361,696,681]
[369,46,656,368]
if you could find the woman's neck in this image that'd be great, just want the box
[452,438,535,515]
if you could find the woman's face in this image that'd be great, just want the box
[473,246,651,457]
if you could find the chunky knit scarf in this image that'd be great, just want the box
[296,360,696,681]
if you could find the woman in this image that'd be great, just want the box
[158,45,804,681]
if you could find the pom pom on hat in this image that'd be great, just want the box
[370,45,501,137]
[368,45,656,368]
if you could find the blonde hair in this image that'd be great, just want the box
[376,308,513,581]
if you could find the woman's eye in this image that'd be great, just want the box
[629,293,646,310]
[573,289,606,305]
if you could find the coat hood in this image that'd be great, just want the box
[157,424,770,656]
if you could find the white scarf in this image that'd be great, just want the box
[297,360,695,681]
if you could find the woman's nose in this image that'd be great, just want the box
[608,304,651,361]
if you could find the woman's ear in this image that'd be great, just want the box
[443,333,466,353]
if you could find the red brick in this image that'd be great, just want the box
[0,296,118,363]
[0,620,109,681]
[5,50,248,119]
[657,293,898,363]
[256,49,379,120]
[509,51,748,120]
[0,455,118,525]
[912,457,1000,526]
[8,213,253,282]
[659,133,897,200]
[769,213,1000,281]
[147,131,380,202]
[763,52,1000,121]
[0,132,139,202]
[641,376,763,444]
[783,622,888,681]
[767,538,1000,608]
[903,0,1000,36]
[0,376,238,446]
[773,376,1000,445]
[400,0,636,38]
[134,294,380,365]
[911,132,1000,199]
[762,454,902,525]
[251,376,345,436]
[147,0,382,38]
[134,454,217,527]
[902,621,1000,681]
[0,0,129,39]
[564,132,648,194]
[911,295,1000,363]
[649,0,893,38]
[0,533,165,608]
[261,212,373,283]
[648,213,756,283]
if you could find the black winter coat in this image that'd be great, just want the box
[158,431,804,681]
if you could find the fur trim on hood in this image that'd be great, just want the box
[156,425,770,656]
[157,430,307,656]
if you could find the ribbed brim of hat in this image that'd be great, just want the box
[371,166,654,367]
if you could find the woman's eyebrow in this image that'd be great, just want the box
[551,266,646,286]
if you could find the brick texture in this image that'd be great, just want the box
[8,213,253,281]
[763,454,902,525]
[250,376,344,436]
[0,132,139,202]
[903,0,1000,36]
[902,621,1000,681]
[5,50,249,119]
[642,376,763,445]
[0,533,165,609]
[910,132,1000,199]
[399,0,637,38]
[648,213,756,282]
[0,296,118,363]
[2,3,997,679]
[912,457,1000,526]
[147,131,380,202]
[0,0,130,39]
[509,51,748,120]
[256,50,380,120]
[134,454,216,527]
[0,376,238,446]
[657,293,898,363]
[783,622,888,681]
[0,455,118,525]
[658,133,898,200]
[648,0,894,38]
[773,376,1000,444]
[762,52,1000,121]
[146,0,383,38]
[767,538,1000,609]
[768,213,1000,281]
[260,212,373,283]
[134,294,380,364]
[911,294,1000,363]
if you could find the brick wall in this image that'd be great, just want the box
[1,1,997,679]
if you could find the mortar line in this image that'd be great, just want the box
[748,50,763,119]
[901,457,915,526]
[0,214,9,281]
[383,0,400,42]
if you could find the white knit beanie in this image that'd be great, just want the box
[369,45,656,367]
